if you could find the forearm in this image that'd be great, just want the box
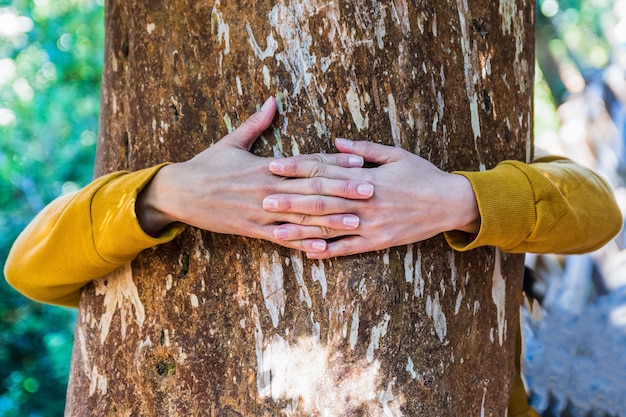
[4,166,183,307]
[445,156,622,254]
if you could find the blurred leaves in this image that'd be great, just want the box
[0,0,102,415]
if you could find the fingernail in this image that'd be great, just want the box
[261,97,273,112]
[357,183,373,197]
[311,240,327,251]
[348,155,363,167]
[335,138,354,149]
[263,197,278,210]
[274,228,289,239]
[269,160,285,174]
[343,216,359,228]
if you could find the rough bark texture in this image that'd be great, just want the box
[66,0,534,415]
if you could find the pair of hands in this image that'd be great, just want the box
[136,97,480,259]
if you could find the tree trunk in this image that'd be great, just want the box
[66,0,534,415]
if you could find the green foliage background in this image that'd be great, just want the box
[0,0,102,415]
[0,0,621,415]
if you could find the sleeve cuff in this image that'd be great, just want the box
[444,161,537,252]
[91,164,185,265]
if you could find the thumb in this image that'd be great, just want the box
[334,138,400,165]
[222,97,276,150]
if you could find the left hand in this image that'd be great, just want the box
[264,138,480,258]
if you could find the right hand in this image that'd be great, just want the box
[135,97,374,253]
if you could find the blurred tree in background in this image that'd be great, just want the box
[0,0,102,415]
[0,0,623,415]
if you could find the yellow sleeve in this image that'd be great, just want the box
[3,165,185,307]
[445,156,623,254]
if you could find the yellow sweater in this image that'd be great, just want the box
[3,155,622,417]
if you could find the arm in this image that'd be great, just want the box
[4,167,182,307]
[445,154,623,254]
[264,139,622,258]
[4,98,373,307]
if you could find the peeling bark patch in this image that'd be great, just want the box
[246,23,279,60]
[252,304,269,395]
[455,291,463,315]
[414,249,424,298]
[255,334,396,415]
[290,250,312,308]
[406,357,417,379]
[259,251,286,328]
[88,366,108,397]
[346,83,369,131]
[311,259,327,298]
[449,251,457,291]
[367,313,391,363]
[432,293,447,343]
[211,0,230,70]
[491,249,507,346]
[379,378,403,416]
[386,93,402,147]
[94,262,145,344]
[404,244,414,284]
[426,292,447,343]
[350,304,360,349]
[456,0,483,160]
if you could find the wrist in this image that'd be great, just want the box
[446,173,480,234]
[136,164,178,235]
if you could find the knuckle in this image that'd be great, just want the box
[310,177,324,194]
[310,162,326,178]
[313,197,326,215]
[339,240,354,255]
[341,181,354,196]
[297,214,312,225]
[319,226,335,239]
[282,160,299,177]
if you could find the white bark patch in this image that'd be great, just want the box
[211,0,230,70]
[77,327,91,379]
[431,292,447,343]
[256,335,397,415]
[252,304,270,395]
[88,365,108,397]
[236,76,243,95]
[404,244,414,283]
[367,313,391,363]
[449,251,457,291]
[311,259,327,298]
[481,386,487,417]
[136,336,153,371]
[94,262,145,345]
[260,251,286,328]
[346,83,369,131]
[146,23,155,34]
[406,356,417,379]
[349,304,360,349]
[386,94,402,147]
[414,249,424,298]
[374,5,387,49]
[379,378,404,417]
[491,249,507,346]
[455,291,463,315]
[190,293,199,308]
[247,23,279,60]
[456,0,484,164]
[290,250,312,308]
[262,65,271,89]
[392,0,411,35]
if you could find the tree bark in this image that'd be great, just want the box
[66,0,534,415]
